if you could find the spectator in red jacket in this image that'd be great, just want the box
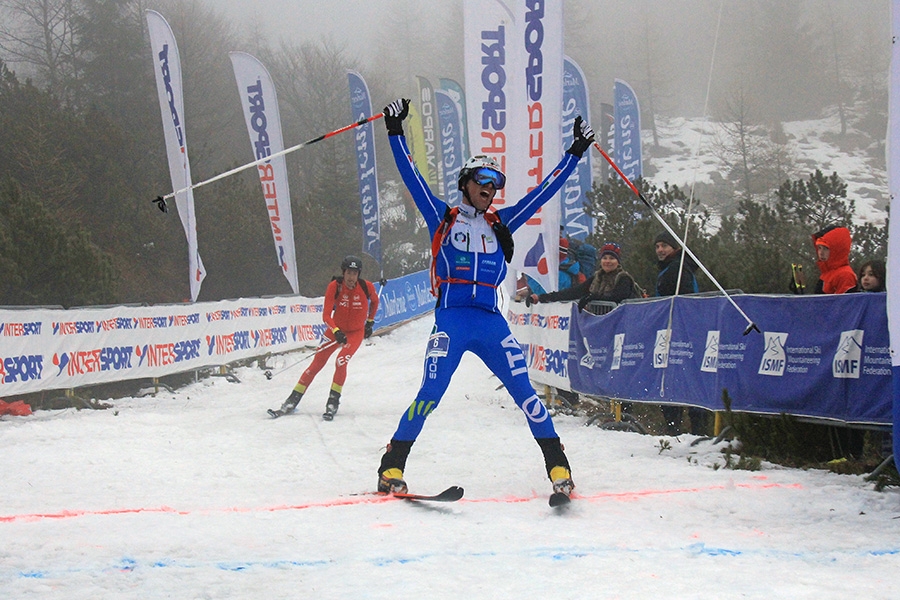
[812,225,857,294]
[269,255,379,420]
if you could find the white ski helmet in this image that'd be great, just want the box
[457,155,506,191]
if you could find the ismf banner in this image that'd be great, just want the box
[372,270,434,331]
[347,71,382,265]
[231,52,299,294]
[463,0,564,293]
[613,79,642,181]
[507,301,571,389]
[567,294,893,425]
[435,89,464,206]
[0,296,327,396]
[561,56,592,241]
[146,10,206,301]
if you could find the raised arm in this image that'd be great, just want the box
[498,116,595,232]
[383,98,445,231]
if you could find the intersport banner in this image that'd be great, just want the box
[439,78,471,160]
[0,297,327,396]
[567,294,893,425]
[230,52,299,294]
[146,10,206,302]
[347,71,382,265]
[463,0,564,293]
[561,56,592,240]
[435,89,464,206]
[888,0,900,466]
[416,76,442,194]
[613,79,642,181]
[507,301,571,389]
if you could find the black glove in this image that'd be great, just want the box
[491,220,514,263]
[525,294,539,308]
[577,294,593,312]
[333,328,348,345]
[364,320,374,339]
[383,98,410,136]
[566,115,595,158]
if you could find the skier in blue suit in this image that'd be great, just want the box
[376,98,595,501]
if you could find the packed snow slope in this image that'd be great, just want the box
[2,316,899,599]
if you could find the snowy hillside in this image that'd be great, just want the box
[2,316,898,598]
[647,110,888,224]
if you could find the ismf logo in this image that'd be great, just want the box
[758,332,788,376]
[701,330,720,373]
[653,329,670,369]
[833,329,863,379]
[609,333,625,371]
[580,336,596,370]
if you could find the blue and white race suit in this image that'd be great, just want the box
[387,133,583,441]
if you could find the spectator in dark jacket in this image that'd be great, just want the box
[655,231,698,296]
[526,241,638,309]
[654,231,705,436]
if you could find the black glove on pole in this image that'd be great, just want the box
[333,329,348,345]
[566,115,595,158]
[383,98,410,136]
[364,320,374,339]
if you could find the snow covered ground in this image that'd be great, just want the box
[650,112,889,224]
[2,315,899,599]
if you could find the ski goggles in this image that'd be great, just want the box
[471,167,506,190]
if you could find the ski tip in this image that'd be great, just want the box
[267,409,282,419]
[549,492,571,508]
[392,485,464,502]
[322,412,334,421]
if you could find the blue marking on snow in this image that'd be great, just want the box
[20,571,46,578]
[14,545,900,579]
[686,543,742,557]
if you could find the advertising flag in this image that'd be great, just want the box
[887,0,900,469]
[347,71,382,265]
[439,78,471,159]
[600,102,614,183]
[416,76,442,194]
[230,51,299,294]
[561,56,593,240]
[463,0,564,293]
[145,10,206,301]
[614,79,642,181]
[435,89,464,206]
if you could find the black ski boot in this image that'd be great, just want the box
[377,439,414,493]
[536,437,574,505]
[268,390,303,418]
[322,390,341,421]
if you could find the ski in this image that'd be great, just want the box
[389,486,464,503]
[267,408,288,419]
[549,492,571,508]
[322,410,334,421]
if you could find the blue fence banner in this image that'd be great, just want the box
[373,270,433,330]
[347,70,382,265]
[613,79,642,181]
[561,56,593,240]
[568,293,892,425]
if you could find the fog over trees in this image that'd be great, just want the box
[0,0,890,305]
